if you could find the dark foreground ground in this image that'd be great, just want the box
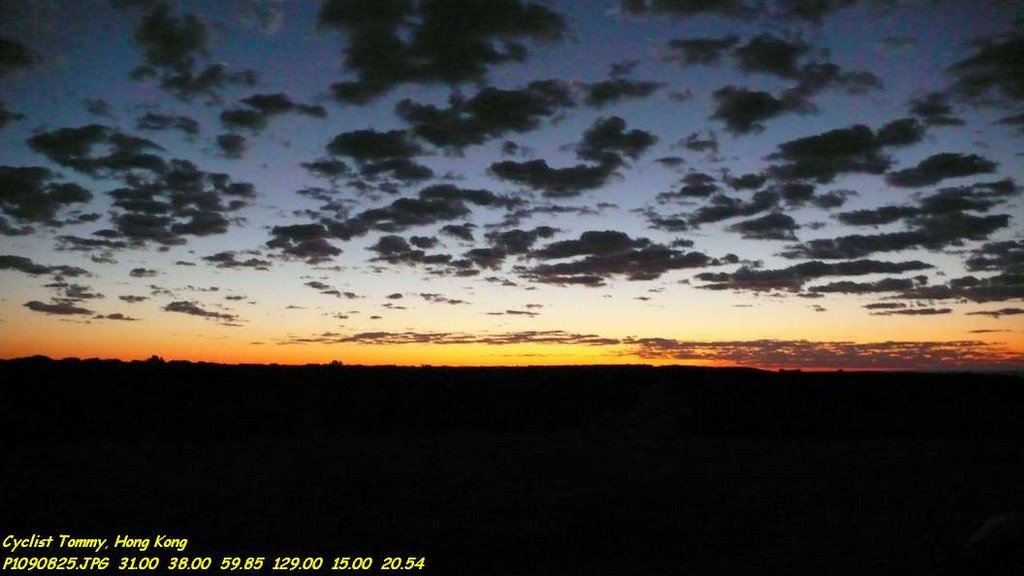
[3,358,1023,575]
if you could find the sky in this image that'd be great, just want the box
[1,0,1022,369]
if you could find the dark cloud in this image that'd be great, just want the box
[266,223,341,263]
[221,92,326,132]
[808,277,918,294]
[965,239,1023,274]
[202,251,272,270]
[101,158,256,245]
[733,34,810,79]
[620,0,753,19]
[489,158,618,198]
[948,29,1024,106]
[629,338,1017,369]
[420,293,468,305]
[525,230,718,286]
[27,124,167,179]
[576,116,657,164]
[23,300,93,316]
[319,0,565,104]
[767,119,925,182]
[696,259,932,292]
[665,36,739,65]
[871,307,952,316]
[1,255,91,277]
[885,153,997,188]
[689,190,780,226]
[837,205,919,227]
[326,128,432,184]
[280,329,619,347]
[710,86,794,134]
[164,300,237,321]
[396,80,574,150]
[658,172,718,201]
[82,99,113,119]
[441,223,476,241]
[128,3,257,100]
[584,78,664,107]
[216,133,248,159]
[784,212,1010,260]
[135,112,200,136]
[129,267,158,278]
[0,166,92,229]
[0,102,26,130]
[96,313,140,321]
[119,295,148,303]
[679,131,719,154]
[609,59,639,78]
[485,226,558,255]
[772,0,856,22]
[728,212,799,240]
[725,172,766,190]
[966,307,1024,318]
[366,234,453,267]
[908,92,964,126]
[0,37,37,76]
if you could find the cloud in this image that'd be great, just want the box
[767,119,924,182]
[733,33,810,78]
[420,293,468,305]
[326,128,432,184]
[301,161,350,186]
[95,313,140,321]
[0,37,38,76]
[966,307,1024,318]
[576,116,657,164]
[664,36,739,65]
[524,230,719,285]
[948,29,1024,106]
[220,92,326,132]
[695,259,932,292]
[366,234,452,267]
[266,223,341,263]
[710,86,795,135]
[870,307,952,316]
[620,0,753,19]
[908,92,964,126]
[319,0,565,103]
[281,329,619,347]
[216,133,248,159]
[489,158,618,198]
[128,3,257,100]
[1,255,89,278]
[27,124,170,179]
[129,267,158,278]
[965,239,1023,274]
[688,190,780,226]
[396,79,574,150]
[23,300,93,315]
[728,212,799,240]
[678,131,719,154]
[629,338,1020,369]
[584,78,664,107]
[135,112,200,136]
[0,166,92,229]
[0,102,26,130]
[885,153,997,188]
[202,251,272,270]
[163,300,237,321]
[808,277,919,294]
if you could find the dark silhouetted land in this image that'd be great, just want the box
[3,357,1022,575]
